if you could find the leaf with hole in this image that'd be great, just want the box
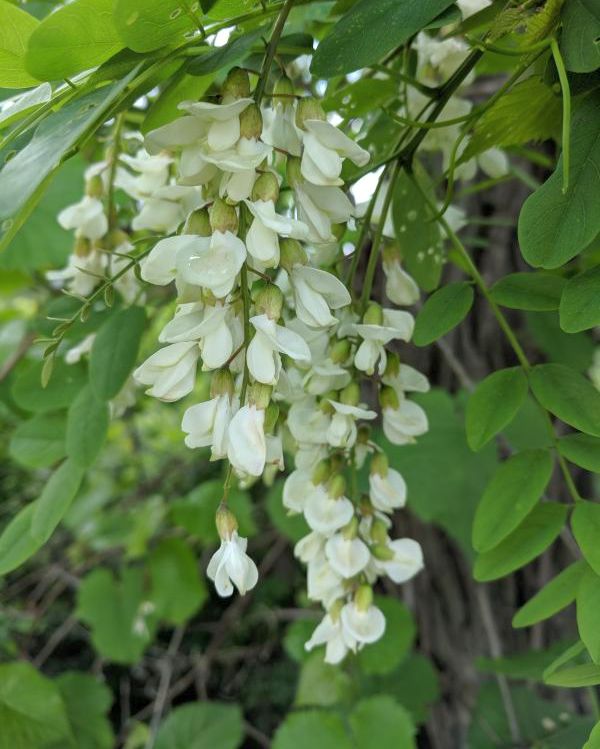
[114,0,202,53]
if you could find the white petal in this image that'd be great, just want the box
[304,120,370,166]
[340,603,386,644]
[227,405,267,476]
[325,535,370,578]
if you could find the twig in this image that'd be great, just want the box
[146,625,187,748]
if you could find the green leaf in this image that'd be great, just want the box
[54,673,113,749]
[413,282,474,346]
[392,168,443,292]
[90,307,146,400]
[349,697,416,749]
[187,28,265,75]
[561,0,600,73]
[0,71,140,252]
[559,265,600,332]
[113,0,201,53]
[142,73,211,134]
[357,596,415,675]
[577,569,600,661]
[474,502,567,581]
[464,77,562,159]
[0,502,44,576]
[477,639,580,681]
[26,0,123,81]
[559,433,600,472]
[585,721,600,749]
[472,449,554,553]
[518,93,600,268]
[273,711,353,749]
[295,654,354,707]
[11,359,86,413]
[0,1,40,88]
[155,703,244,749]
[311,0,456,78]
[530,363,600,437]
[572,502,600,576]
[0,662,73,749]
[466,367,528,451]
[526,311,595,372]
[66,384,110,468]
[545,663,600,687]
[490,271,566,311]
[513,560,587,627]
[31,458,85,543]
[77,567,156,664]
[148,538,207,625]
[9,411,67,468]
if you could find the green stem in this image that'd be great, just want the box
[253,0,295,106]
[106,112,126,234]
[550,38,571,194]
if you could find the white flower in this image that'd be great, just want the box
[340,601,386,645]
[294,531,326,564]
[220,168,258,202]
[383,258,420,306]
[457,0,492,19]
[375,538,424,584]
[327,401,377,448]
[207,530,258,597]
[290,265,351,328]
[305,612,354,664]
[179,98,254,152]
[177,230,246,298]
[262,100,302,156]
[133,341,199,402]
[325,534,370,578]
[304,360,351,396]
[46,249,105,297]
[132,185,202,234]
[140,235,198,286]
[181,394,234,458]
[244,199,308,267]
[383,399,429,445]
[369,468,407,513]
[287,397,331,446]
[301,119,369,186]
[283,469,314,514]
[383,364,430,396]
[415,32,470,82]
[354,310,415,376]
[478,148,509,179]
[247,314,311,385]
[294,183,353,244]
[306,556,344,606]
[160,303,235,370]
[227,404,266,476]
[304,484,354,535]
[117,150,171,198]
[58,196,107,240]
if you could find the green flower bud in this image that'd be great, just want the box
[330,339,350,365]
[107,229,129,250]
[384,351,400,379]
[239,103,263,140]
[210,368,234,399]
[264,401,280,433]
[186,207,212,236]
[330,453,345,473]
[251,172,280,203]
[255,284,283,320]
[295,97,326,129]
[319,394,336,415]
[85,174,104,198]
[379,385,400,410]
[248,382,272,409]
[371,543,395,561]
[354,584,373,612]
[222,67,251,99]
[311,459,331,486]
[342,515,359,540]
[274,74,295,105]
[358,494,374,516]
[279,237,307,271]
[370,517,389,545]
[363,302,383,326]
[210,198,238,234]
[216,502,238,540]
[74,236,91,257]
[357,424,371,444]
[286,156,303,188]
[370,451,389,478]
[340,382,360,407]
[328,474,346,499]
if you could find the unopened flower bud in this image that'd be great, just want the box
[74,236,91,257]
[340,382,360,407]
[274,75,295,105]
[311,459,331,486]
[210,368,234,398]
[370,517,389,545]
[330,339,350,364]
[255,284,283,320]
[342,516,359,540]
[210,198,238,234]
[384,351,400,379]
[251,172,280,203]
[216,502,238,540]
[358,495,374,516]
[363,302,383,326]
[222,67,250,99]
[248,382,272,409]
[85,174,104,198]
[357,424,371,444]
[371,543,395,561]
[186,207,212,236]
[370,452,389,478]
[264,401,279,433]
[328,474,346,499]
[239,103,263,140]
[286,157,303,188]
[379,385,400,410]
[107,229,129,249]
[279,237,307,271]
[354,584,373,611]
[295,97,326,129]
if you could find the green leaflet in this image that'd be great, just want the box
[559,265,600,332]
[413,282,474,346]
[513,560,587,627]
[113,0,201,53]
[577,569,600,662]
[66,385,110,468]
[561,0,600,73]
[148,538,207,625]
[490,271,566,311]
[559,433,600,473]
[572,501,600,577]
[31,458,85,543]
[518,93,600,269]
[0,0,40,89]
[155,703,244,749]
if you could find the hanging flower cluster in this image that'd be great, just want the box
[50,66,430,663]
